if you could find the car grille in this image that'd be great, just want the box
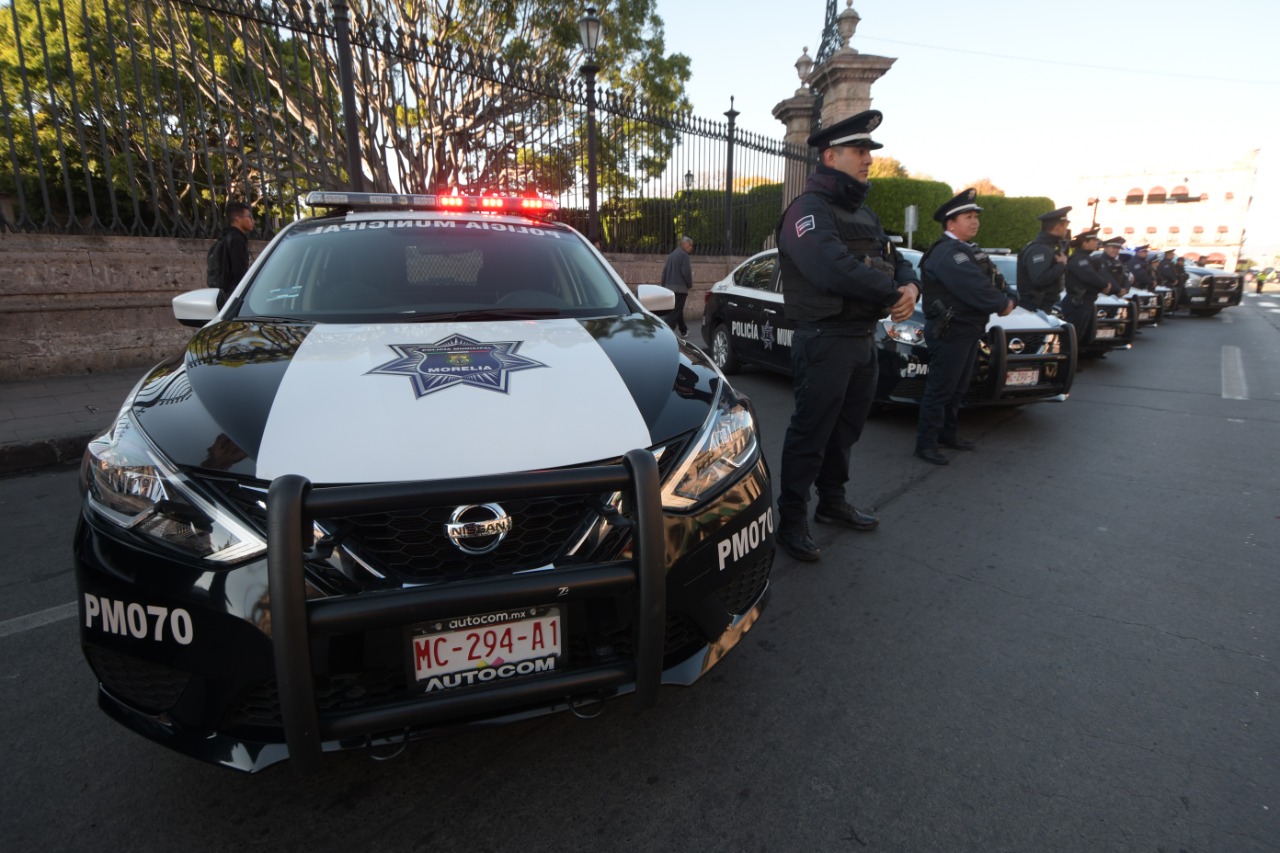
[342,495,595,583]
[715,552,773,615]
[1003,331,1060,355]
[86,646,192,713]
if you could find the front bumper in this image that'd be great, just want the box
[76,451,775,773]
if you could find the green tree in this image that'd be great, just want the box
[869,156,908,179]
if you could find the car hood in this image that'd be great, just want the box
[127,314,719,483]
[987,306,1061,331]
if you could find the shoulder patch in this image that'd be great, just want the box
[795,215,816,238]
[953,252,969,264]
[1032,253,1046,263]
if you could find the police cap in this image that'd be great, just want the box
[1070,227,1101,247]
[807,110,884,151]
[1134,244,1150,252]
[1102,236,1125,248]
[933,188,983,223]
[1036,206,1072,224]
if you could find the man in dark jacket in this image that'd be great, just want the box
[773,109,920,561]
[1062,227,1113,349]
[660,236,693,336]
[913,189,1016,464]
[1127,245,1154,290]
[1016,207,1071,312]
[1099,237,1130,296]
[212,202,254,306]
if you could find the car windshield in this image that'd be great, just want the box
[990,254,1018,290]
[240,217,628,320]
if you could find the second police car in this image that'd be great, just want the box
[74,191,775,773]
[703,247,1077,406]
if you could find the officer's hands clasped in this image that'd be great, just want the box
[890,283,919,322]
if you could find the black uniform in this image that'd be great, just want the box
[1016,232,1067,312]
[1099,252,1129,295]
[1126,254,1154,289]
[915,236,1012,451]
[1062,247,1113,345]
[775,165,913,531]
[213,225,251,305]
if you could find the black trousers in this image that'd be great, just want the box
[1061,298,1096,347]
[915,319,981,450]
[778,330,877,526]
[665,291,689,333]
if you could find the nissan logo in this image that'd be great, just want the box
[1007,337,1025,354]
[445,503,512,555]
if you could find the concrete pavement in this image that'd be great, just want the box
[0,367,140,475]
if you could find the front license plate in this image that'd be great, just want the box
[1095,327,1116,339]
[410,606,561,691]
[1217,296,1230,303]
[1139,310,1153,320]
[1005,368,1039,386]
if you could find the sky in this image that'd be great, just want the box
[650,0,1280,259]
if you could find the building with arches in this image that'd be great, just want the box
[1069,152,1258,269]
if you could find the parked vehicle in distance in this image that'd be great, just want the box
[702,248,1076,407]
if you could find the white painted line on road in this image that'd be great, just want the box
[1221,345,1248,400]
[1258,301,1279,307]
[0,601,77,639]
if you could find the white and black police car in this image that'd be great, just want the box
[1179,262,1244,316]
[75,191,774,773]
[703,247,1076,406]
[986,253,1135,356]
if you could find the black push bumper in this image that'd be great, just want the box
[267,449,666,773]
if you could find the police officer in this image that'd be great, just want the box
[1016,207,1071,313]
[774,109,920,561]
[1127,244,1155,290]
[1062,227,1113,350]
[1099,236,1130,296]
[914,189,1016,465]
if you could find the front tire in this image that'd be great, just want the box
[711,324,741,374]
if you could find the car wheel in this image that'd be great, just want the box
[711,324,741,374]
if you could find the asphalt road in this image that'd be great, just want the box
[2,296,1278,852]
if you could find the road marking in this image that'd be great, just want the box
[1221,346,1248,400]
[1258,301,1279,307]
[0,601,77,639]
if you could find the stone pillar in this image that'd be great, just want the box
[808,1,896,126]
[772,88,818,210]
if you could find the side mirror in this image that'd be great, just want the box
[173,288,221,328]
[636,284,676,313]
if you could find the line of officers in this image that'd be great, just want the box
[768,107,1174,563]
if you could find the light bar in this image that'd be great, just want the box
[304,191,557,216]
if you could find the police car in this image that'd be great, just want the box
[702,248,1076,406]
[74,191,774,773]
[987,254,1134,356]
[1179,262,1243,315]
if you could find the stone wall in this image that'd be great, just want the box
[0,233,746,381]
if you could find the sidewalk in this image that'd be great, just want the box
[0,368,142,476]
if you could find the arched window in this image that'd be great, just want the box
[1171,185,1190,201]
[1217,225,1229,233]
[1124,227,1135,234]
[1125,188,1144,205]
[1146,226,1158,234]
[1147,186,1167,204]
[1102,227,1113,235]
[1199,193,1209,201]
[1205,252,1226,264]
[1107,196,1117,203]
[1192,226,1205,234]
[1168,226,1180,234]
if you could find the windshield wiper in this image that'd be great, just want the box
[400,309,562,322]
[242,314,311,324]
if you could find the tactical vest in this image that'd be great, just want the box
[919,238,1005,320]
[777,195,894,324]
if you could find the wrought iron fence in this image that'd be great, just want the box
[0,0,813,254]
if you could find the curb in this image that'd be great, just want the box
[0,433,94,477]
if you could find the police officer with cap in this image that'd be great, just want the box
[913,188,1016,465]
[1062,227,1113,349]
[1099,236,1130,296]
[1127,245,1154,290]
[774,109,920,561]
[1016,206,1072,312]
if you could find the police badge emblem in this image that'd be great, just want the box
[367,333,547,398]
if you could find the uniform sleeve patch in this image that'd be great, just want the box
[795,215,816,238]
[953,252,969,264]
[1032,253,1046,263]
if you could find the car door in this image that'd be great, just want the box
[722,252,779,367]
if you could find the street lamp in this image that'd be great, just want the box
[578,7,603,243]
[681,169,694,240]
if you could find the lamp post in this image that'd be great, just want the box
[578,7,603,243]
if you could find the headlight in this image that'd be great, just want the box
[81,413,266,563]
[661,387,759,510]
[881,320,924,345]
